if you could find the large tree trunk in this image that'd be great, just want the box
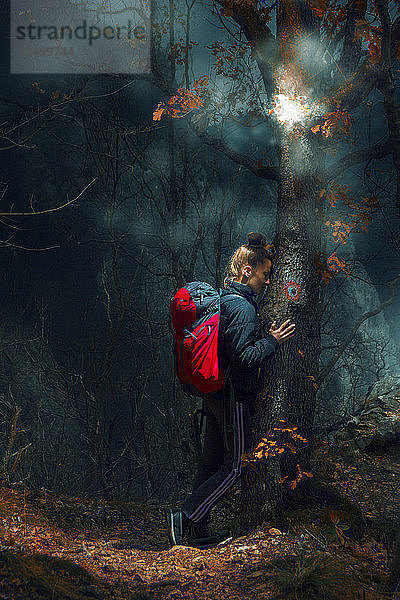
[375,0,400,217]
[240,129,322,530]
[239,0,323,533]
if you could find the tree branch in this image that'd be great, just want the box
[391,15,400,61]
[149,66,280,182]
[328,60,380,113]
[211,0,276,95]
[375,0,400,214]
[327,141,393,181]
[0,178,97,216]
[318,274,400,384]
[194,127,279,181]
[338,0,365,77]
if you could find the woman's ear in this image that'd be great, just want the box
[242,265,252,279]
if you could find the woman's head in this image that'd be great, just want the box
[225,232,273,294]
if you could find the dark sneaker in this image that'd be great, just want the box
[187,516,232,549]
[187,531,232,549]
[165,509,190,547]
[190,517,211,539]
[188,516,231,541]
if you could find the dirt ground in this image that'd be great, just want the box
[0,444,399,600]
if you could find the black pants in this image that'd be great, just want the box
[182,393,254,523]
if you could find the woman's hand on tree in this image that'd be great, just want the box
[269,319,296,345]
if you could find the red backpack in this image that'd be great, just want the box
[170,282,224,395]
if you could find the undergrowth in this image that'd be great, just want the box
[264,551,358,600]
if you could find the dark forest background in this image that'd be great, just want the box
[0,0,400,508]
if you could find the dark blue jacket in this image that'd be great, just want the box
[218,279,279,403]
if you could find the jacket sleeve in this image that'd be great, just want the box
[223,303,279,370]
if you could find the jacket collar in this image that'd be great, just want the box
[224,278,258,304]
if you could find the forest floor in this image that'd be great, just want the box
[1,444,400,600]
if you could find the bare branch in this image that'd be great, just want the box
[0,177,97,216]
[318,274,400,384]
[338,0,365,77]
[194,127,279,181]
[391,15,400,60]
[375,0,400,213]
[327,141,393,181]
[148,65,280,182]
[328,60,380,112]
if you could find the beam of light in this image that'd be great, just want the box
[269,93,319,131]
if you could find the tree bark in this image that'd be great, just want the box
[239,0,323,528]
[376,0,400,217]
[240,126,322,530]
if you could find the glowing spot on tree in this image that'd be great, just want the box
[269,93,314,130]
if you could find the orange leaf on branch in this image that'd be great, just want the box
[368,41,381,64]
[320,110,352,139]
[353,19,382,64]
[307,0,347,37]
[152,77,209,121]
[314,250,351,284]
[290,464,303,489]
[307,0,327,18]
[152,105,166,121]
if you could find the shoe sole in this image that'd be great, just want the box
[187,532,232,547]
[165,509,182,547]
[187,535,228,549]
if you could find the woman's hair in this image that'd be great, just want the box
[224,232,273,284]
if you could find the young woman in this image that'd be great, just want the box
[167,232,295,546]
